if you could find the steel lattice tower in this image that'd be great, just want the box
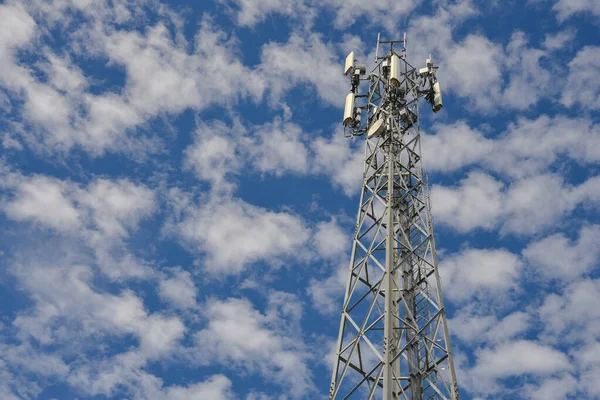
[329,36,460,400]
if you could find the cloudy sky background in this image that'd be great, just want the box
[0,0,598,398]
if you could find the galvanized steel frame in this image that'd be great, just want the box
[329,39,460,400]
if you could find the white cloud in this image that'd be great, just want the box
[219,0,421,32]
[67,351,155,398]
[3,174,156,237]
[220,0,311,27]
[432,171,600,235]
[171,194,311,275]
[465,340,571,395]
[502,31,552,109]
[42,53,88,93]
[3,175,81,231]
[68,350,235,399]
[431,171,504,232]
[0,6,267,156]
[538,279,600,346]
[561,46,600,110]
[158,268,197,309]
[449,308,530,345]
[444,34,503,111]
[476,341,570,377]
[3,174,155,237]
[523,375,578,400]
[542,29,576,51]
[184,120,241,191]
[104,19,265,115]
[581,366,600,398]
[424,116,600,178]
[2,172,156,279]
[501,174,573,235]
[78,179,156,238]
[523,224,600,280]
[184,117,311,192]
[495,116,600,177]
[448,309,496,344]
[0,343,69,379]
[439,247,522,302]
[553,0,600,20]
[310,129,363,195]
[164,375,234,400]
[323,0,422,31]
[307,263,347,315]
[194,296,314,397]
[574,340,600,397]
[259,32,347,106]
[242,119,310,176]
[312,218,348,258]
[13,262,185,358]
[0,358,34,400]
[1,133,22,150]
[184,117,364,197]
[0,3,36,50]
[422,122,493,173]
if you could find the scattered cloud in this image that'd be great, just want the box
[538,278,600,346]
[158,267,198,309]
[307,262,347,315]
[542,29,576,50]
[523,374,578,400]
[523,224,600,280]
[0,4,266,157]
[310,128,364,195]
[553,0,600,20]
[424,116,600,177]
[561,46,600,110]
[449,308,530,345]
[194,295,314,397]
[1,172,156,279]
[439,247,522,302]
[259,32,347,106]
[432,171,600,235]
[169,191,311,275]
[219,0,312,27]
[464,340,571,395]
[431,171,504,232]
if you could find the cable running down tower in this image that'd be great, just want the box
[329,35,460,400]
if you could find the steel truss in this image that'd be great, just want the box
[330,39,460,400]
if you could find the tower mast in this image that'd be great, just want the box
[330,36,459,400]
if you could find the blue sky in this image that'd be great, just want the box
[0,0,599,399]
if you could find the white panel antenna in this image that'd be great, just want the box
[432,81,443,112]
[390,54,401,86]
[343,92,355,125]
[344,52,355,75]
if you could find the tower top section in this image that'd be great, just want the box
[342,33,443,138]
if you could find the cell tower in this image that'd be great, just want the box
[329,35,460,400]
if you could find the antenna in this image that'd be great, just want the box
[341,50,367,135]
